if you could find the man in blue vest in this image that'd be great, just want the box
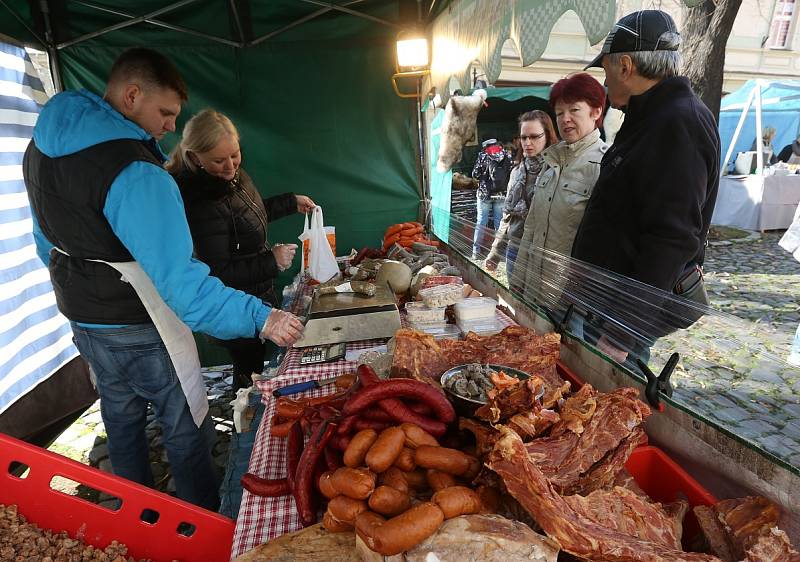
[24,48,304,510]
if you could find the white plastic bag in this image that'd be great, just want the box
[298,206,339,282]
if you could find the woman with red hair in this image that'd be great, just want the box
[514,72,608,301]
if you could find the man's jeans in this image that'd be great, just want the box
[473,196,505,258]
[71,323,219,510]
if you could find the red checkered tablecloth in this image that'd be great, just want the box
[230,334,387,559]
[230,280,517,559]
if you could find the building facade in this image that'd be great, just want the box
[496,0,800,94]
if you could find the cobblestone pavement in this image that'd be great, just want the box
[45,231,800,503]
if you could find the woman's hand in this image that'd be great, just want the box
[272,243,298,271]
[296,195,316,213]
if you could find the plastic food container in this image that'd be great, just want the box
[454,297,498,322]
[420,276,462,291]
[405,301,446,323]
[418,283,464,308]
[0,433,234,562]
[410,322,461,340]
[457,316,504,336]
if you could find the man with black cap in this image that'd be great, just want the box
[571,10,720,363]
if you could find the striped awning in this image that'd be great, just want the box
[0,42,78,415]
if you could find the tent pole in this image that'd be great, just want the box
[57,0,202,49]
[298,0,401,28]
[39,0,62,92]
[251,0,364,45]
[416,78,430,225]
[228,0,246,45]
[721,85,756,175]
[0,0,47,47]
[755,81,764,174]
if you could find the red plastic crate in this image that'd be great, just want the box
[556,360,584,390]
[0,432,234,562]
[625,445,717,547]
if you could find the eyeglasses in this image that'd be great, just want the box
[519,133,545,142]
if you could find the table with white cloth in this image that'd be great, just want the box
[711,174,800,231]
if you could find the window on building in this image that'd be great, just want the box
[767,0,797,49]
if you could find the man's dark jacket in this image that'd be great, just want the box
[572,76,720,293]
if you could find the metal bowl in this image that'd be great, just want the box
[440,364,531,417]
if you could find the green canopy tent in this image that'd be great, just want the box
[1,0,430,364]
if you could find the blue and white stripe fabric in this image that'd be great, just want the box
[0,42,77,415]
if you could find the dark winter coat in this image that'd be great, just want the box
[174,168,296,307]
[572,77,720,293]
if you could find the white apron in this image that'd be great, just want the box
[58,248,208,427]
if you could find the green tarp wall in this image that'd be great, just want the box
[2,1,421,365]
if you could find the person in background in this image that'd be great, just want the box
[572,9,719,363]
[774,134,800,164]
[23,48,304,510]
[484,111,557,279]
[515,73,608,300]
[471,138,512,258]
[167,110,315,390]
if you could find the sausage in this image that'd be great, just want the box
[365,427,406,474]
[392,447,416,472]
[354,365,448,438]
[318,471,340,499]
[432,486,482,519]
[274,399,305,420]
[324,446,343,471]
[402,468,429,491]
[368,485,411,517]
[355,503,445,556]
[285,421,303,491]
[344,429,378,468]
[360,406,394,423]
[462,456,482,482]
[322,510,353,533]
[379,467,409,495]
[328,495,368,524]
[335,372,357,389]
[240,473,291,497]
[342,378,455,424]
[414,445,474,475]
[294,420,338,527]
[330,467,376,500]
[336,415,358,436]
[270,415,294,437]
[476,485,501,514]
[400,423,439,449]
[353,418,391,433]
[426,469,457,492]
[406,401,434,417]
[329,433,351,451]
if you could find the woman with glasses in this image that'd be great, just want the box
[515,73,608,302]
[166,109,315,389]
[484,110,557,279]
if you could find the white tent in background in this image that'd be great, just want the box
[719,79,800,175]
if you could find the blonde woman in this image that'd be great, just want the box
[167,110,315,388]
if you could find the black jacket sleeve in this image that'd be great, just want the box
[264,192,297,223]
[208,249,280,290]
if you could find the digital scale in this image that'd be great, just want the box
[294,282,401,348]
[299,342,347,365]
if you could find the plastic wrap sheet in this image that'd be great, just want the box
[435,209,800,471]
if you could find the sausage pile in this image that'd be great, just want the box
[242,364,492,554]
[319,422,497,556]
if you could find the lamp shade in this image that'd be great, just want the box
[396,37,429,68]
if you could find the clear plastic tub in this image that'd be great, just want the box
[418,283,464,308]
[457,316,504,336]
[411,322,461,340]
[405,301,446,323]
[454,297,498,322]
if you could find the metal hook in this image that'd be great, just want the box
[636,352,678,412]
[542,304,575,337]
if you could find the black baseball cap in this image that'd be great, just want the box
[585,10,681,69]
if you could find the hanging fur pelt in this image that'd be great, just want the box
[436,89,487,172]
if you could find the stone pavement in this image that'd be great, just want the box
[45,230,800,504]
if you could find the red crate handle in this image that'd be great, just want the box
[0,432,234,562]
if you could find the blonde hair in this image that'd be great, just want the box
[166,109,239,174]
